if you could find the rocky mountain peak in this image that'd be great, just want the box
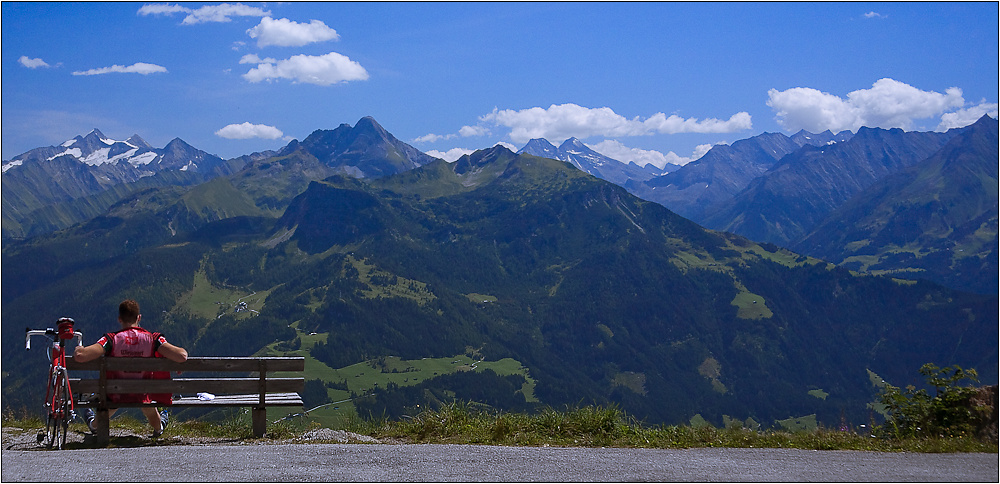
[517,139,559,160]
[126,134,153,149]
[559,137,587,150]
[355,115,386,134]
[520,138,557,150]
[163,137,193,151]
[83,128,108,140]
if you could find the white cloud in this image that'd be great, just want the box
[478,103,752,144]
[72,62,167,76]
[587,140,714,169]
[481,104,636,143]
[690,143,716,160]
[182,3,270,24]
[18,56,51,68]
[643,111,752,134]
[425,148,474,162]
[247,17,339,47]
[850,79,964,127]
[767,78,966,132]
[414,133,452,143]
[863,11,886,19]
[458,125,489,137]
[138,3,270,24]
[136,3,271,25]
[239,54,276,65]
[242,51,369,86]
[937,102,999,130]
[415,125,489,144]
[214,122,284,139]
[137,4,189,16]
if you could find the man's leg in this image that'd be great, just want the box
[141,407,162,435]
[85,407,117,430]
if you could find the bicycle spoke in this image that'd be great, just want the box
[44,413,56,449]
[57,419,67,450]
[59,374,71,449]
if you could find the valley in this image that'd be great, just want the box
[2,117,996,431]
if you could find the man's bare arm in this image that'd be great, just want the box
[157,342,188,363]
[74,343,105,363]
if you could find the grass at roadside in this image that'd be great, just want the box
[371,403,996,453]
[4,404,995,453]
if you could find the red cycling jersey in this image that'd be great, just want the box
[96,327,171,404]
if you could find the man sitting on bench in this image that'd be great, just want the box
[74,299,188,437]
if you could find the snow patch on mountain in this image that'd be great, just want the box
[130,151,159,166]
[81,147,112,166]
[48,148,83,161]
[2,160,22,173]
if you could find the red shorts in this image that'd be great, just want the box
[108,393,153,404]
[106,370,173,405]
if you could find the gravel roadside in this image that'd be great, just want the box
[2,424,381,450]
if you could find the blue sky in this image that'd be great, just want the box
[3,2,998,166]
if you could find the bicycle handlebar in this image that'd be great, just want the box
[25,328,84,350]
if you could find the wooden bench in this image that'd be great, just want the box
[66,356,304,445]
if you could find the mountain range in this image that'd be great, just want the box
[630,129,853,222]
[791,116,998,294]
[1,129,237,241]
[2,117,995,428]
[1,118,438,242]
[513,118,996,295]
[3,117,995,294]
[2,128,225,175]
[701,125,958,244]
[517,137,673,187]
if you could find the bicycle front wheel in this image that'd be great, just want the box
[42,373,58,448]
[43,413,57,448]
[45,370,72,449]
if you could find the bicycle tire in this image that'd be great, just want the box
[43,414,56,448]
[45,369,71,449]
[55,370,71,449]
[42,371,58,449]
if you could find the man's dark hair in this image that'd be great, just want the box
[119,299,140,324]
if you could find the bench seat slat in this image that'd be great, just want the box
[74,392,304,407]
[70,377,304,395]
[66,356,304,372]
[172,393,304,407]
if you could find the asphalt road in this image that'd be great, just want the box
[3,444,997,482]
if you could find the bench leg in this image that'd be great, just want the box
[94,409,110,446]
[252,407,266,438]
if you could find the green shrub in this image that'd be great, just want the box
[879,363,982,439]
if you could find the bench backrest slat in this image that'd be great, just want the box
[65,356,304,373]
[69,377,304,395]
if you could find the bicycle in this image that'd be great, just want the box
[25,318,83,449]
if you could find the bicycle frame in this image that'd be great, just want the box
[26,319,83,449]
